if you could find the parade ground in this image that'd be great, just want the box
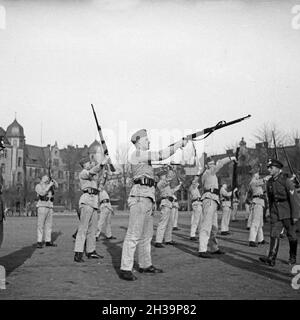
[0,211,300,300]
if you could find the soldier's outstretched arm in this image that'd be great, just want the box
[136,139,187,163]
[214,156,236,174]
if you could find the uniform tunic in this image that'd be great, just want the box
[74,163,103,253]
[35,180,58,243]
[199,157,231,253]
[189,183,203,237]
[155,179,180,243]
[266,172,300,240]
[248,176,265,242]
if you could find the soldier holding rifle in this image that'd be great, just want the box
[119,129,188,281]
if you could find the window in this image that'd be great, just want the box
[17,172,22,182]
[29,168,32,177]
[58,170,63,179]
[53,159,59,167]
[1,163,4,174]
[18,157,22,167]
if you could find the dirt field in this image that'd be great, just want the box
[0,211,300,300]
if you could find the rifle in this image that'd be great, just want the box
[48,145,55,195]
[272,131,279,160]
[281,145,300,186]
[230,147,240,209]
[169,114,251,147]
[91,104,115,172]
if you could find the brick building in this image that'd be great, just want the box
[1,119,299,212]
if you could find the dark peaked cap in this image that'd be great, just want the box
[267,158,283,169]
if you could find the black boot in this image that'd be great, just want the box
[259,237,279,267]
[288,240,298,265]
[45,241,57,247]
[74,252,84,263]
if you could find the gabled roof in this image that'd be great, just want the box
[24,144,48,168]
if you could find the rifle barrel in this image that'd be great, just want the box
[91,104,115,172]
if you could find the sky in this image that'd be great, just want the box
[1,0,300,162]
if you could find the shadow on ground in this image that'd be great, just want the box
[0,230,63,276]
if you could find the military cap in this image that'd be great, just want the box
[267,158,283,169]
[131,129,147,144]
[79,155,91,167]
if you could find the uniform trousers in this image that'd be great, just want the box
[37,207,53,243]
[231,203,238,220]
[248,204,264,242]
[220,204,231,232]
[121,197,153,271]
[190,202,203,237]
[199,199,219,253]
[96,206,112,238]
[270,215,297,241]
[172,207,179,228]
[74,204,98,253]
[156,205,173,243]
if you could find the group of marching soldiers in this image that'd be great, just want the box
[32,128,300,281]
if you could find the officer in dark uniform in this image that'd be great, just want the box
[259,159,300,266]
[0,173,4,248]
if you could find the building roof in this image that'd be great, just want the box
[24,144,48,168]
[0,127,6,137]
[6,119,25,138]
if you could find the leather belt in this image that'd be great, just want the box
[221,197,230,201]
[134,177,155,187]
[38,195,54,202]
[161,196,174,202]
[204,188,219,195]
[100,199,110,205]
[83,188,99,195]
[274,198,287,203]
[253,195,264,200]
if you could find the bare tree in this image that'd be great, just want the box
[286,129,300,145]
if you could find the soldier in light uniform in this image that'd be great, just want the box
[220,183,236,236]
[189,176,203,241]
[73,155,108,263]
[119,129,187,281]
[259,159,300,266]
[198,156,236,258]
[172,194,180,231]
[96,181,116,241]
[231,189,239,222]
[248,171,269,247]
[155,170,182,247]
[35,175,58,248]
